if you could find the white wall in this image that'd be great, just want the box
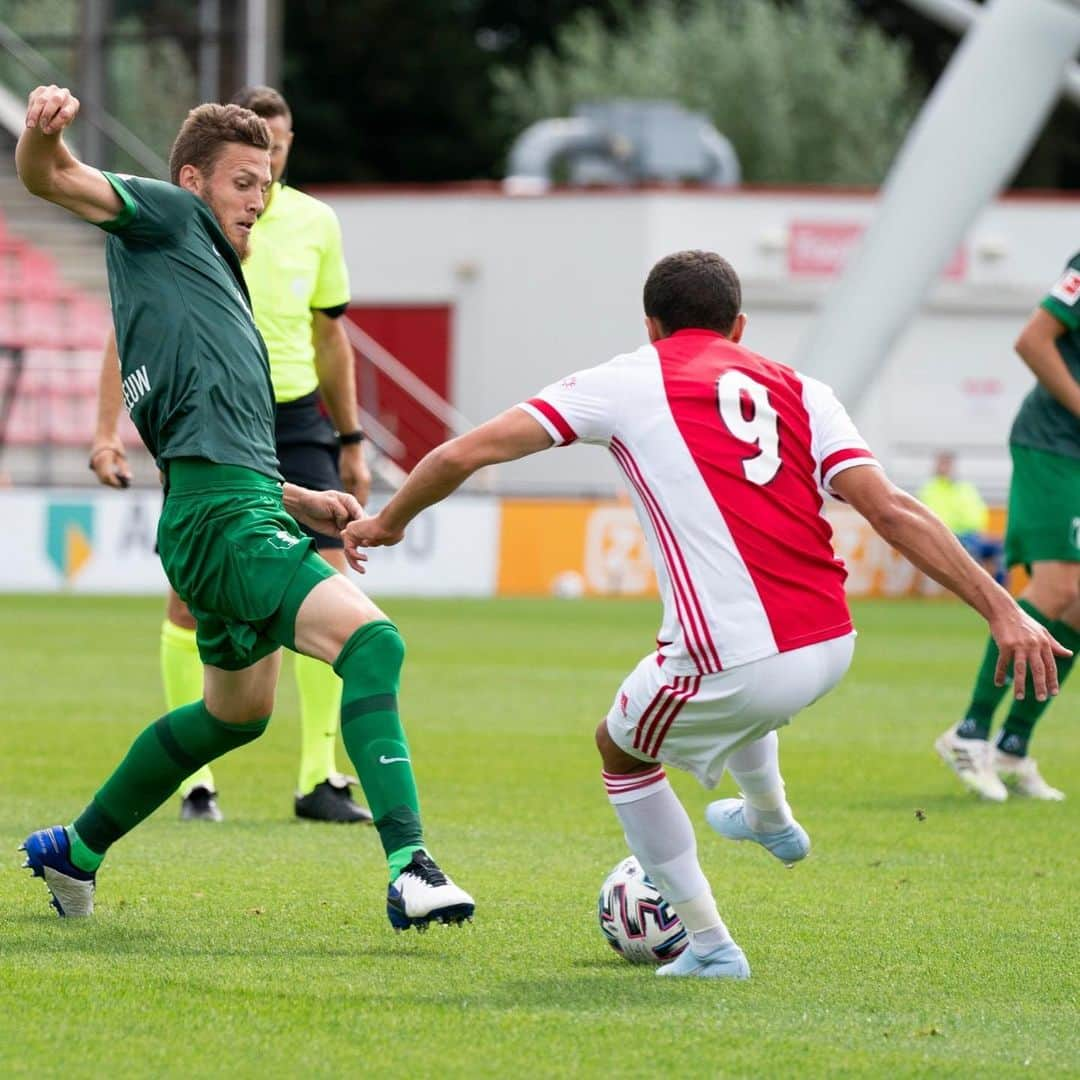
[0,490,500,597]
[322,185,1080,499]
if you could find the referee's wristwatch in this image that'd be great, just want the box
[337,429,365,446]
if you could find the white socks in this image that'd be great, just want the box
[603,765,732,955]
[725,731,794,833]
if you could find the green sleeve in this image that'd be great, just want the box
[309,206,351,310]
[96,172,137,232]
[95,173,196,243]
[1040,253,1080,332]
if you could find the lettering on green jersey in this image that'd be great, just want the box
[1070,517,1080,552]
[122,365,152,412]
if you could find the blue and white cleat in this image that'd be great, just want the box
[20,826,95,917]
[386,851,474,932]
[656,940,751,979]
[705,798,810,866]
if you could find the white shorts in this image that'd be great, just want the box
[605,634,856,788]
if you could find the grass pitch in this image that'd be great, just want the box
[0,595,1077,1078]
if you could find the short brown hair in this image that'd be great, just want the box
[230,85,291,125]
[168,103,271,184]
[643,250,742,336]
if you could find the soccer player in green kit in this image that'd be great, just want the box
[936,256,1080,802]
[91,85,372,825]
[16,84,474,929]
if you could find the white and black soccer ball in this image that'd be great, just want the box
[597,855,687,964]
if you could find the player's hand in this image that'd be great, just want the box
[25,86,80,135]
[290,488,365,538]
[339,443,371,507]
[342,514,404,573]
[989,605,1071,701]
[89,441,132,488]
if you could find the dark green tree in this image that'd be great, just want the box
[281,0,638,184]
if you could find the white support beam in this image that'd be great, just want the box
[798,0,1080,409]
[901,0,1080,119]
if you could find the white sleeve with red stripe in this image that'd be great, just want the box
[801,373,880,494]
[515,359,622,446]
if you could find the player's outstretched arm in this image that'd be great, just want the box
[16,85,122,223]
[342,408,553,568]
[90,331,132,488]
[832,464,1070,701]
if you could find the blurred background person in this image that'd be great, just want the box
[917,450,1005,585]
[936,255,1080,804]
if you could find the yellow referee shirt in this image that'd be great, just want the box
[243,182,351,403]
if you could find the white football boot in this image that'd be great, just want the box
[934,726,1008,802]
[994,750,1065,801]
[386,851,475,931]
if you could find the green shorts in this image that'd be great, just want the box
[158,459,337,670]
[1005,444,1080,569]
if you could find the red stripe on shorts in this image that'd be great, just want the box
[644,675,701,758]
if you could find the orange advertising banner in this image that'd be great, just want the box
[497,499,657,598]
[496,499,1011,598]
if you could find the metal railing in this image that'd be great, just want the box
[344,318,494,492]
[343,319,474,436]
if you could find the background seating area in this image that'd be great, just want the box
[0,213,134,476]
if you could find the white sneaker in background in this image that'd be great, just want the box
[994,751,1065,801]
[934,726,1008,802]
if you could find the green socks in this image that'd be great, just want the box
[334,621,424,878]
[957,599,1045,739]
[67,701,268,871]
[997,615,1080,756]
[160,618,215,797]
[294,650,343,796]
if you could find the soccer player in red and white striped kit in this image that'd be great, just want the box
[344,250,1066,979]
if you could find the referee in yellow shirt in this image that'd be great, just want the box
[91,86,373,823]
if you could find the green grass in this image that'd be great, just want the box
[1,596,1077,1078]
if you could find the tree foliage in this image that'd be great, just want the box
[493,0,925,185]
[281,0,638,184]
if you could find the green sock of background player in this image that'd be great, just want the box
[957,599,1047,738]
[996,616,1080,755]
[958,599,1080,741]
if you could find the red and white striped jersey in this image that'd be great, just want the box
[517,329,879,674]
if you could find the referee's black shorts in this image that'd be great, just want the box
[275,390,344,551]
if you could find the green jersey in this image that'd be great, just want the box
[1010,251,1080,461]
[97,172,280,479]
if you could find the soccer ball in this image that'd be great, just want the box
[597,855,687,964]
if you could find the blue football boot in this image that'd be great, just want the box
[20,826,96,917]
[705,799,810,866]
[656,940,751,979]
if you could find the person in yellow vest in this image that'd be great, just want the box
[917,451,1004,585]
[90,85,372,824]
